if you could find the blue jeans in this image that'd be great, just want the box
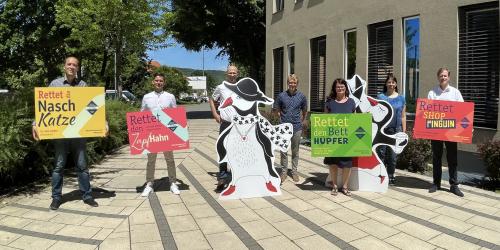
[52,139,92,201]
[376,127,402,178]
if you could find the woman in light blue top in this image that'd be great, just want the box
[376,74,406,185]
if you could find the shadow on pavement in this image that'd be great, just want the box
[187,111,213,119]
[295,172,330,191]
[61,187,116,204]
[393,176,432,189]
[135,178,190,193]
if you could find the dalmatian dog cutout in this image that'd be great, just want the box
[326,75,409,192]
[216,78,293,200]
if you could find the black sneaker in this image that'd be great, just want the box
[428,184,440,193]
[83,198,99,207]
[450,186,464,197]
[49,199,62,210]
[389,177,396,186]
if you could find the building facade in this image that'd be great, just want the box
[266,0,500,151]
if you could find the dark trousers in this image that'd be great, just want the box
[376,127,402,178]
[218,121,231,178]
[52,139,92,201]
[431,140,458,186]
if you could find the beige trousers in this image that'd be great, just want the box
[146,151,176,183]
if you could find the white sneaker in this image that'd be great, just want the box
[141,184,154,197]
[170,183,180,195]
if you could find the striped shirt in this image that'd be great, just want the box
[274,90,307,132]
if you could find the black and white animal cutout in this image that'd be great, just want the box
[216,78,293,200]
[325,75,409,192]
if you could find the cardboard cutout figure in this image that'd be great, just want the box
[216,78,293,200]
[326,75,409,192]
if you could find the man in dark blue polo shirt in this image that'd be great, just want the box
[273,74,308,183]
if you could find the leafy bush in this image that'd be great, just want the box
[259,108,280,125]
[0,94,137,192]
[397,131,432,173]
[477,140,500,183]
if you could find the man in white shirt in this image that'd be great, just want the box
[209,65,238,191]
[141,73,180,196]
[427,68,464,197]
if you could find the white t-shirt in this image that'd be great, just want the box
[141,91,177,111]
[212,81,234,106]
[428,85,464,102]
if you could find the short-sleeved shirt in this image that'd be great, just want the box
[212,82,234,106]
[427,85,464,102]
[377,93,405,129]
[274,90,307,132]
[141,91,177,111]
[324,97,356,114]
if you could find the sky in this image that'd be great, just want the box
[147,43,229,70]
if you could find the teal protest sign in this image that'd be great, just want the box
[311,113,372,157]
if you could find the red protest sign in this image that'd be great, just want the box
[413,98,474,144]
[126,107,190,154]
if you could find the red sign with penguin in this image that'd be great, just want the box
[413,98,474,144]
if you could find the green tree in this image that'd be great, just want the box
[55,0,168,89]
[165,0,265,87]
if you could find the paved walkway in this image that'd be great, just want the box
[1,118,499,250]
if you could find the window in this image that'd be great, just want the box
[403,16,420,113]
[273,0,284,13]
[288,44,295,75]
[273,47,284,99]
[459,2,499,129]
[367,20,394,97]
[344,29,357,79]
[310,36,327,112]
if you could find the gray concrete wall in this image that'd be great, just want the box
[266,0,500,150]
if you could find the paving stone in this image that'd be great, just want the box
[173,230,211,250]
[226,207,261,223]
[428,234,481,250]
[400,204,440,220]
[253,206,290,223]
[217,199,246,209]
[373,196,410,210]
[293,234,341,250]
[23,220,66,234]
[119,207,137,216]
[242,197,274,210]
[309,208,343,226]
[0,206,30,217]
[384,232,436,250]
[128,208,156,225]
[404,196,444,210]
[131,241,163,250]
[47,241,97,250]
[240,219,282,240]
[108,199,143,207]
[161,203,190,217]
[129,223,161,243]
[113,219,130,233]
[272,219,315,240]
[81,217,124,229]
[187,204,218,219]
[287,189,323,201]
[365,209,407,227]
[307,197,343,211]
[56,224,101,239]
[466,215,500,233]
[433,193,470,206]
[195,216,231,235]
[327,207,369,224]
[429,215,474,233]
[323,221,368,242]
[351,236,399,249]
[168,215,199,233]
[461,201,499,216]
[86,205,126,215]
[341,199,378,214]
[50,213,89,225]
[98,237,130,250]
[0,231,21,245]
[464,226,500,245]
[0,216,33,228]
[204,231,248,250]
[385,189,415,201]
[279,198,315,212]
[8,235,56,250]
[353,219,400,239]
[394,221,441,241]
[272,189,296,201]
[92,228,114,240]
[258,235,301,249]
[180,194,206,207]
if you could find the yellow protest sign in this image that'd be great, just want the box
[34,87,106,139]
